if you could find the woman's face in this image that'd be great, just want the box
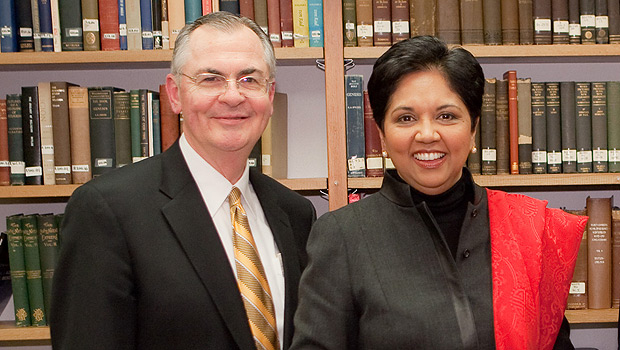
[380,69,476,195]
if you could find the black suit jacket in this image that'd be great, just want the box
[50,142,316,350]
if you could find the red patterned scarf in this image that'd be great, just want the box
[486,189,587,350]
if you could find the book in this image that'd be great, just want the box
[167,0,183,48]
[517,78,532,174]
[138,89,150,158]
[567,208,588,309]
[114,91,132,168]
[0,100,9,185]
[140,0,154,49]
[342,0,357,47]
[436,0,460,44]
[37,0,54,51]
[88,87,119,177]
[16,0,35,51]
[220,0,240,14]
[119,0,128,49]
[158,85,179,153]
[68,86,92,184]
[6,214,30,327]
[518,0,534,44]
[390,0,409,43]
[151,0,163,49]
[460,0,484,44]
[58,0,83,50]
[50,82,77,184]
[481,78,497,175]
[80,0,100,50]
[279,0,294,47]
[545,82,562,173]
[160,0,169,49]
[126,0,142,50]
[185,0,201,22]
[46,0,58,50]
[21,86,43,186]
[581,0,596,44]
[355,0,373,47]
[613,208,620,308]
[0,0,19,52]
[130,90,143,162]
[575,82,593,173]
[363,91,382,177]
[291,0,309,47]
[409,0,435,36]
[307,0,323,47]
[31,0,41,51]
[150,92,161,156]
[560,81,577,173]
[240,0,254,19]
[345,75,365,178]
[609,0,620,43]
[261,92,287,178]
[552,0,569,44]
[607,81,620,172]
[21,214,46,326]
[37,82,56,185]
[503,71,518,174]
[36,213,59,320]
[6,94,25,185]
[373,0,391,46]
[531,82,547,174]
[586,196,613,309]
[468,117,482,175]
[569,0,581,43]
[591,82,608,173]
[533,0,552,44]
[206,0,215,12]
[98,0,120,50]
[482,0,501,44]
[495,79,510,174]
[501,0,519,44]
[0,232,13,324]
[265,0,279,47]
[595,0,609,44]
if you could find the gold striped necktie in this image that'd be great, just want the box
[229,187,279,350]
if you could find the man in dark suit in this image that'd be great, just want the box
[50,12,315,350]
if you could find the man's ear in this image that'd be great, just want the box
[165,73,183,114]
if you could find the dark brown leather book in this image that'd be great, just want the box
[503,70,519,174]
[0,99,9,186]
[80,0,100,50]
[609,0,620,43]
[279,0,294,47]
[99,0,120,50]
[552,0,570,44]
[545,82,562,173]
[266,0,281,47]
[501,0,520,44]
[533,0,552,44]
[591,82,608,173]
[569,0,581,43]
[607,82,620,173]
[437,0,461,44]
[518,0,534,44]
[410,0,436,36]
[580,0,596,44]
[595,0,609,43]
[342,0,357,47]
[363,91,382,177]
[517,78,532,174]
[575,82,593,173]
[495,79,510,175]
[391,0,409,43]
[560,81,577,173]
[481,78,497,175]
[482,0,502,44]
[356,0,373,47]
[531,82,547,174]
[240,0,254,19]
[612,208,620,308]
[567,208,588,310]
[586,196,613,309]
[460,0,484,44]
[50,82,78,185]
[158,84,179,153]
[373,0,391,46]
[68,86,92,184]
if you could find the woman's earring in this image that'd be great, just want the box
[471,146,477,154]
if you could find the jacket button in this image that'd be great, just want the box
[471,209,478,218]
[463,249,470,258]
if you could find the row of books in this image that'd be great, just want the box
[0,0,324,53]
[343,0,620,47]
[6,213,63,327]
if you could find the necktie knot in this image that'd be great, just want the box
[229,187,242,208]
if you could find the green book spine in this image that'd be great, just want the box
[545,82,562,173]
[575,82,593,173]
[113,91,132,168]
[139,89,149,158]
[607,81,620,172]
[129,90,142,162]
[591,82,608,172]
[88,87,119,177]
[36,213,59,320]
[6,94,25,185]
[495,79,510,174]
[342,0,357,46]
[560,81,577,173]
[531,82,547,174]
[59,0,84,50]
[6,214,30,327]
[481,78,497,175]
[21,214,46,326]
[55,213,64,247]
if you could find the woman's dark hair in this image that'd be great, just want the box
[367,36,484,131]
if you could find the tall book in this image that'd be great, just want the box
[51,82,77,184]
[581,0,596,44]
[363,91,382,177]
[531,82,547,174]
[533,0,552,44]
[0,0,19,52]
[468,117,482,174]
[409,0,435,36]
[460,0,484,44]
[6,94,25,185]
[503,70,519,174]
[391,0,409,43]
[586,196,613,309]
[569,0,581,43]
[21,86,43,186]
[31,0,42,51]
[6,214,30,327]
[609,0,620,43]
[552,0,570,44]
[265,0,280,47]
[436,0,460,44]
[158,85,179,153]
[248,138,261,170]
[204,0,214,12]
[279,0,294,47]
[151,0,163,49]
[80,0,100,50]
[167,0,182,48]
[373,0,391,46]
[254,0,268,38]
[501,0,519,44]
[48,0,59,50]
[119,0,128,49]
[220,0,240,14]
[89,87,119,177]
[58,0,83,50]
[518,0,534,44]
[16,0,35,51]
[0,100,9,185]
[560,81,577,173]
[567,208,588,309]
[612,208,620,308]
[37,0,54,51]
[307,0,323,47]
[126,0,142,50]
[184,0,200,23]
[575,82,593,173]
[68,86,92,184]
[591,82,608,173]
[495,79,510,174]
[481,78,497,175]
[595,0,609,44]
[138,89,150,158]
[261,92,287,178]
[149,92,161,156]
[36,213,59,320]
[545,82,562,173]
[37,82,56,185]
[342,0,357,47]
[114,91,132,168]
[20,214,46,326]
[607,81,620,172]
[160,0,169,49]
[139,0,154,49]
[130,90,143,162]
[239,0,254,19]
[291,0,309,47]
[99,0,120,50]
[482,0,502,44]
[517,78,532,174]
[345,75,365,178]
[355,0,373,47]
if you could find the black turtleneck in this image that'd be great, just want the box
[410,171,475,259]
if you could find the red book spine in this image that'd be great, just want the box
[279,0,293,47]
[98,0,121,50]
[240,0,254,19]
[503,70,519,174]
[202,0,212,14]
[267,0,281,47]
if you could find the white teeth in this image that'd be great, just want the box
[414,152,445,161]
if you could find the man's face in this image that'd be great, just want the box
[167,26,274,162]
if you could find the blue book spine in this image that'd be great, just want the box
[0,0,18,52]
[118,0,127,49]
[184,0,201,24]
[139,0,153,49]
[345,75,365,178]
[37,0,54,51]
[308,0,323,47]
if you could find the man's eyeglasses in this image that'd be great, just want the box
[182,72,273,98]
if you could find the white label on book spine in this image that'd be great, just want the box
[119,24,127,36]
[1,27,12,36]
[581,15,596,27]
[20,28,33,37]
[345,22,355,30]
[374,21,391,33]
[593,149,608,161]
[247,158,257,167]
[40,33,53,39]
[311,30,321,38]
[55,166,71,174]
[0,161,10,167]
[260,26,268,35]
[96,158,113,167]
[482,149,496,162]
[577,150,592,163]
[562,149,577,162]
[153,31,162,36]
[10,161,25,174]
[25,166,42,177]
[262,155,271,166]
[596,16,609,28]
[270,33,281,42]
[41,145,54,154]
[608,149,620,161]
[392,21,409,35]
[534,18,552,31]
[553,20,569,34]
[72,164,90,172]
[142,31,153,38]
[33,33,41,39]
[282,31,294,40]
[357,25,373,38]
[547,152,562,164]
[132,157,147,163]
[569,24,581,36]
[385,158,395,169]
[348,157,365,171]
[128,27,140,34]
[569,282,586,294]
[366,157,383,170]
[532,151,546,163]
[83,19,99,31]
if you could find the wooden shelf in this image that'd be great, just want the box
[565,309,618,324]
[277,178,327,191]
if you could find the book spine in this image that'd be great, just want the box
[126,0,142,50]
[468,118,482,174]
[552,0,569,43]
[37,0,54,51]
[6,94,25,185]
[586,196,613,309]
[21,86,43,185]
[291,0,309,47]
[595,0,609,43]
[342,0,357,47]
[31,0,41,51]
[608,0,620,43]
[139,0,153,49]
[151,93,161,155]
[202,0,212,13]
[59,0,83,51]
[612,209,620,308]
[517,78,532,174]
[372,0,391,46]
[220,0,240,14]
[575,82,593,173]
[436,0,461,44]
[460,0,484,44]
[345,75,366,178]
[307,0,323,47]
[567,209,588,309]
[503,70,519,174]
[119,0,128,49]
[0,100,9,185]
[518,0,534,44]
[545,82,562,173]
[21,214,46,326]
[481,78,497,175]
[355,0,373,47]
[363,91,383,177]
[254,0,268,40]
[482,0,502,44]
[560,81,577,173]
[495,79,510,174]
[581,0,596,43]
[569,0,582,43]
[184,0,201,22]
[591,82,608,172]
[139,89,149,158]
[239,0,254,19]
[130,90,143,162]
[533,0,552,44]
[500,0,520,44]
[531,82,547,174]
[50,82,74,184]
[410,0,436,36]
[151,0,162,49]
[158,85,179,153]
[113,91,132,168]
[16,0,35,51]
[80,0,100,50]
[68,86,92,184]
[36,213,59,319]
[37,82,56,185]
[6,214,30,327]
[161,0,169,49]
[0,0,19,52]
[279,0,294,47]
[88,87,116,177]
[607,81,620,172]
[390,0,408,43]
